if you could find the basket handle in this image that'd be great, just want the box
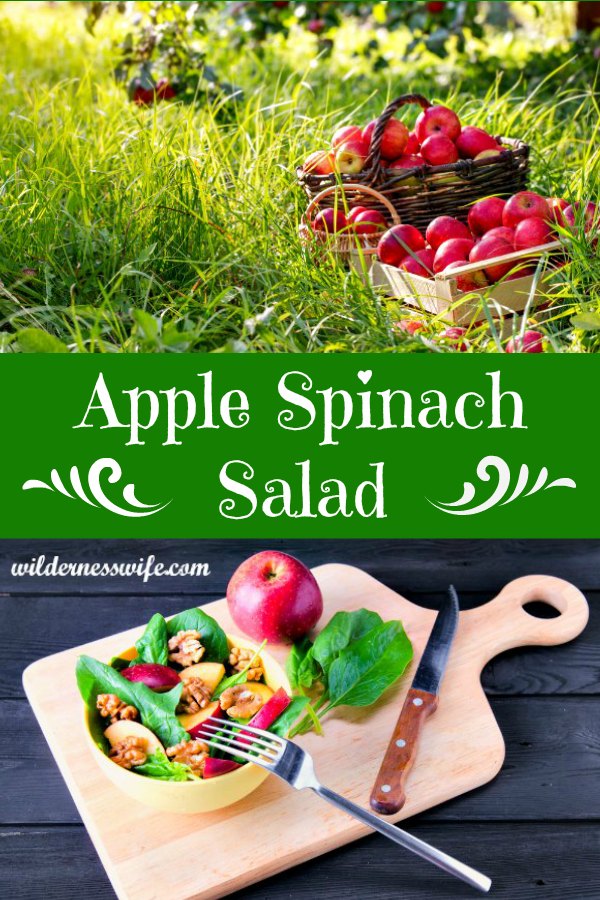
[301,183,401,228]
[366,93,432,177]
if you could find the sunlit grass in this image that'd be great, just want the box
[0,1,598,352]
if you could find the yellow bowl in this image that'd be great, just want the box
[83,634,290,814]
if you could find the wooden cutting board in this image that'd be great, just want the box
[23,566,588,900]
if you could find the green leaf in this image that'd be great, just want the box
[267,696,310,738]
[167,608,229,663]
[286,636,314,690]
[211,640,266,700]
[311,609,383,673]
[76,655,187,748]
[133,613,169,666]
[135,750,198,782]
[571,312,600,331]
[18,328,68,353]
[325,621,413,711]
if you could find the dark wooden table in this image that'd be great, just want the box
[1,540,598,899]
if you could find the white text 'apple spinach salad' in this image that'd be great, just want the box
[76,606,413,783]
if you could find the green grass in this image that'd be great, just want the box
[0,1,599,352]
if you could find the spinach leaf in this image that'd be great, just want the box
[286,635,321,691]
[311,609,383,672]
[267,696,310,738]
[132,613,169,666]
[135,751,198,782]
[325,621,413,711]
[211,640,266,700]
[167,608,228,663]
[76,655,187,748]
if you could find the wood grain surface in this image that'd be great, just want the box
[22,566,588,900]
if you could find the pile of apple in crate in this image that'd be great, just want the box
[300,100,597,350]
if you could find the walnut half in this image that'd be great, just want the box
[168,630,205,667]
[109,736,147,769]
[166,739,209,775]
[219,684,264,719]
[177,677,211,715]
[229,646,264,682]
[97,693,139,725]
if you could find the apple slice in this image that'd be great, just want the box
[180,699,221,733]
[104,720,164,756]
[246,687,291,731]
[180,662,225,695]
[203,757,243,779]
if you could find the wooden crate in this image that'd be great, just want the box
[371,241,562,326]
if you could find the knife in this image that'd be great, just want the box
[370,585,460,816]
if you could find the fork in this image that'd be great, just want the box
[198,716,491,894]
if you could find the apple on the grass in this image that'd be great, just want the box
[440,326,469,352]
[397,318,426,335]
[335,138,369,174]
[467,197,506,235]
[514,217,554,251]
[398,248,435,277]
[303,150,335,176]
[226,551,323,643]
[350,208,388,234]
[506,330,544,353]
[426,215,470,250]
[564,201,598,233]
[420,134,459,166]
[547,197,569,226]
[433,237,475,273]
[456,126,499,159]
[332,125,363,150]
[444,260,489,293]
[502,191,550,228]
[414,105,461,144]
[377,224,426,267]
[313,207,347,233]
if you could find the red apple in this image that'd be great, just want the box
[502,191,550,228]
[307,18,326,34]
[564,201,598,234]
[303,150,335,176]
[399,248,435,277]
[226,551,323,643]
[506,330,544,353]
[444,260,489,292]
[377,224,426,266]
[440,326,469,352]
[347,206,369,224]
[203,758,242,778]
[156,78,176,101]
[397,318,426,335]
[350,208,388,234]
[363,118,409,159]
[456,126,498,159]
[426,215,471,250]
[484,226,515,246]
[387,154,425,182]
[468,197,506,235]
[547,197,569,227]
[122,664,181,692]
[332,125,363,150]
[405,131,421,154]
[420,134,459,166]
[506,263,537,280]
[313,207,347,233]
[247,687,292,731]
[514,217,554,251]
[433,237,475,273]
[415,105,461,144]
[426,1,446,12]
[335,138,369,174]
[469,236,514,281]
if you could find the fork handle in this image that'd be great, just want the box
[313,785,491,894]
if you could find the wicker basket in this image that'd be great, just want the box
[299,183,400,264]
[298,93,530,233]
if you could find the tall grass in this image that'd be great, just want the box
[0,2,598,352]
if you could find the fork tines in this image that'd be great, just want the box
[195,715,284,766]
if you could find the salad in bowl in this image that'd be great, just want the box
[76,606,300,813]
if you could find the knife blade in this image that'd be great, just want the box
[370,585,460,816]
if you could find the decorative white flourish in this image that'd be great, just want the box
[428,455,576,516]
[22,458,170,518]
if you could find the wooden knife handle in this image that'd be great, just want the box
[370,688,438,816]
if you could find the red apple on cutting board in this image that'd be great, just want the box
[227,551,323,643]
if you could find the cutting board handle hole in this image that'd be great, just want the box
[522,600,562,620]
